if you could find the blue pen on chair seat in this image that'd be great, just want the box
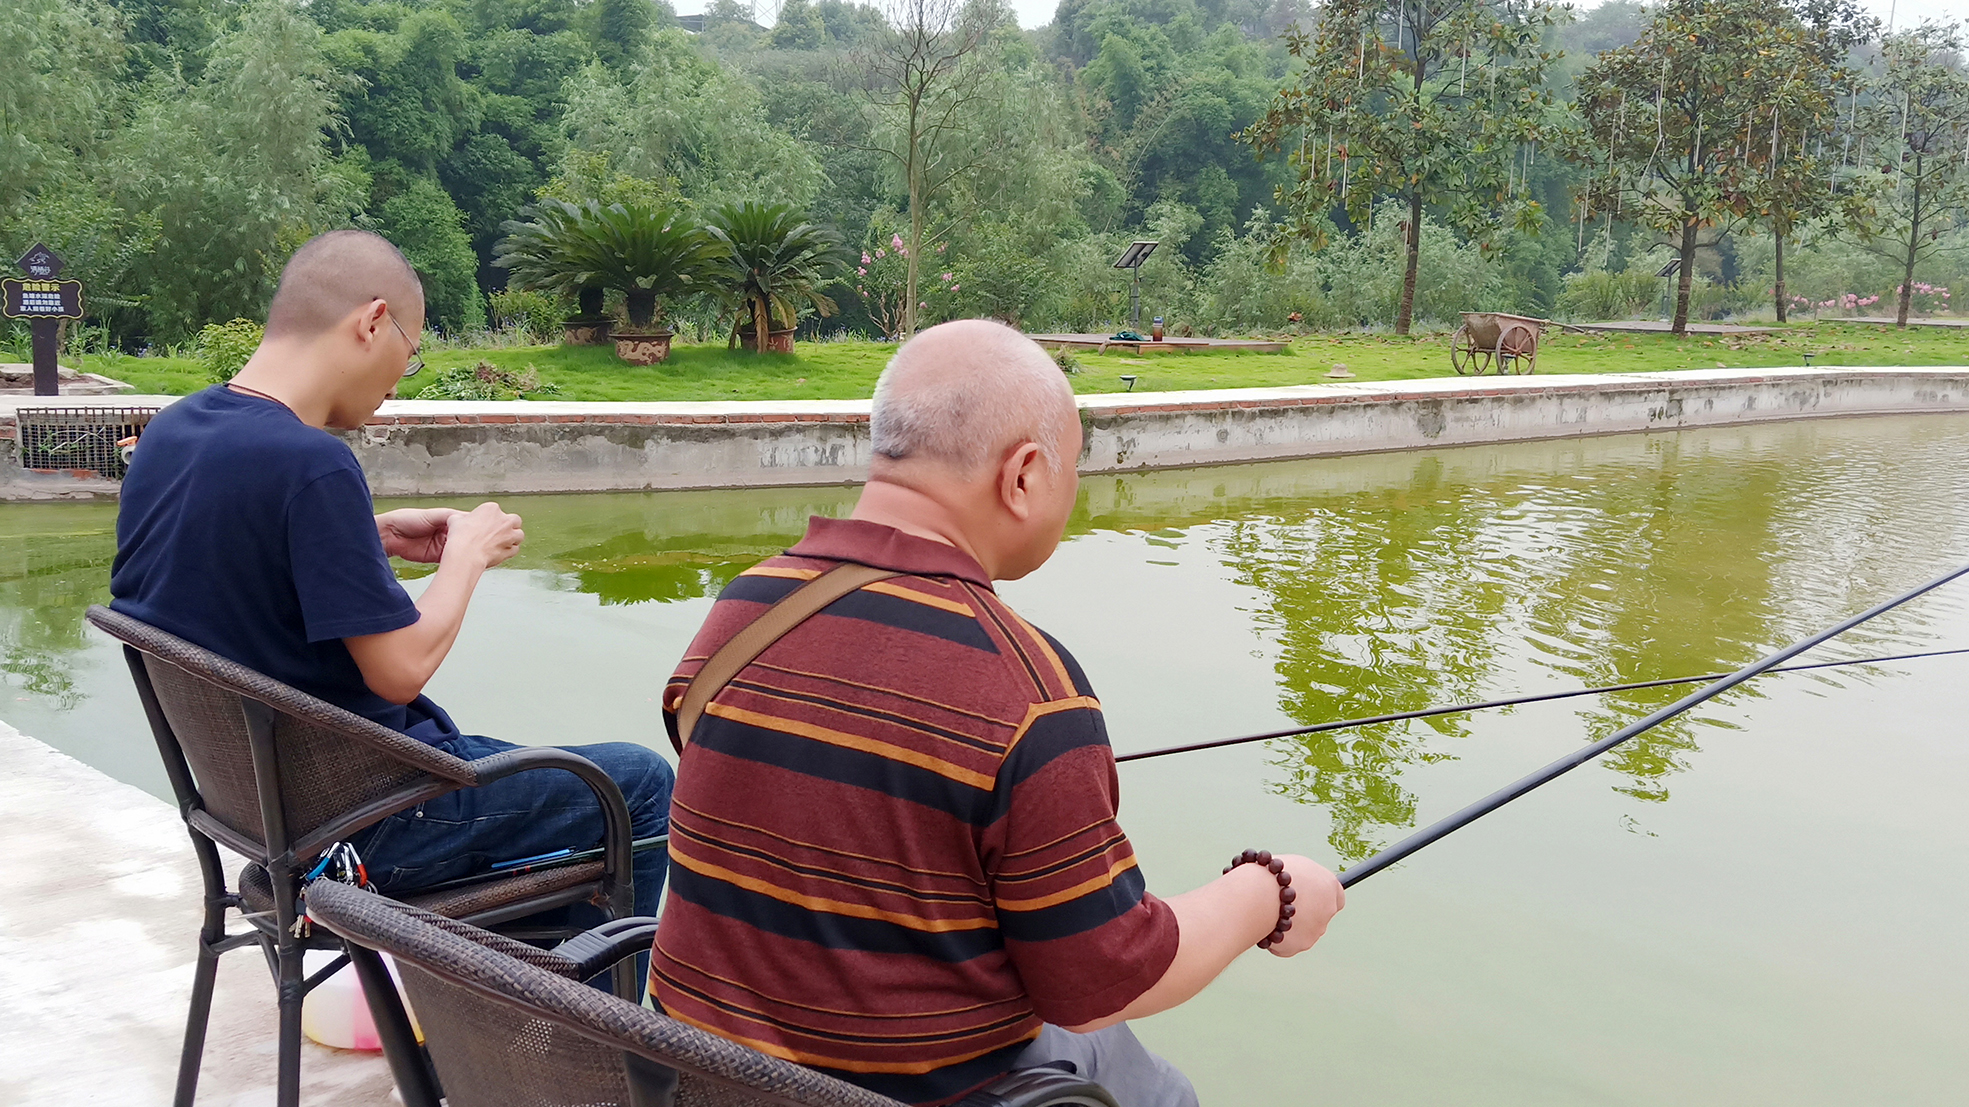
[490,847,575,871]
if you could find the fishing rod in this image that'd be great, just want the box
[1117,646,1969,764]
[1334,560,1969,888]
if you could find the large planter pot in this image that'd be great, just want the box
[614,330,674,365]
[739,328,797,355]
[562,317,613,346]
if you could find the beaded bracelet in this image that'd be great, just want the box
[1224,849,1298,949]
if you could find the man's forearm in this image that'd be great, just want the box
[345,556,486,704]
[1062,863,1281,1033]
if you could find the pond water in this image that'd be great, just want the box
[5,414,1968,1105]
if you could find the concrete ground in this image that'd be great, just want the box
[0,723,394,1105]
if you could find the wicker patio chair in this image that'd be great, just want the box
[86,605,649,1107]
[303,878,1119,1107]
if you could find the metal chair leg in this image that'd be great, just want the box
[348,943,443,1107]
[173,937,222,1107]
[275,931,305,1107]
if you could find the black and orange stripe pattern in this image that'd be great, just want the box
[651,517,1178,1105]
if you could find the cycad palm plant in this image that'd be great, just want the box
[705,201,851,352]
[496,199,719,331]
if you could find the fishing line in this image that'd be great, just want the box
[1335,560,1969,887]
[1116,645,1969,764]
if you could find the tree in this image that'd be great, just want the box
[704,200,851,350]
[494,199,719,329]
[770,0,827,48]
[593,0,656,69]
[844,0,994,336]
[376,177,487,333]
[1747,0,1876,323]
[1848,23,1969,327]
[1577,0,1846,334]
[123,0,361,340]
[558,34,826,208]
[1246,0,1570,335]
[324,10,481,178]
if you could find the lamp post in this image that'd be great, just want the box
[1112,241,1159,330]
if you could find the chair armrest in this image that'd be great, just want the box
[468,747,637,921]
[550,916,663,980]
[952,1068,1117,1107]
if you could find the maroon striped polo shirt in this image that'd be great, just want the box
[649,516,1179,1105]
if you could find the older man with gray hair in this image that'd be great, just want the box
[651,319,1344,1105]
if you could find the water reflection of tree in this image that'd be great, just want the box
[1210,437,1811,860]
[488,487,857,608]
[1514,437,1787,803]
[1216,457,1540,860]
[0,523,118,711]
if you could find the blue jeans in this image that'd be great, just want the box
[352,734,674,922]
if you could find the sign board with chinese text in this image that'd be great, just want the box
[10,243,75,396]
[2,278,84,319]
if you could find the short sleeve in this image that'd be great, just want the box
[286,465,419,643]
[986,702,1180,1028]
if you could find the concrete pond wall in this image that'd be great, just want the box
[3,366,1966,500]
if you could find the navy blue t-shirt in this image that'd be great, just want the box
[111,385,460,744]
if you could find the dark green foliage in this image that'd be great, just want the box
[496,199,720,328]
[377,177,487,333]
[325,10,479,177]
[769,0,825,48]
[704,201,850,349]
[592,0,654,68]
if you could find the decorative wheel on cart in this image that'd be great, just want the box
[1450,312,1544,375]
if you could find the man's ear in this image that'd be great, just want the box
[998,441,1041,522]
[353,298,388,345]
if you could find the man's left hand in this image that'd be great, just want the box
[376,507,466,563]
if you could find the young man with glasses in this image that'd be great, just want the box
[111,229,674,925]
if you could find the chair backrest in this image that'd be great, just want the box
[304,879,905,1107]
[87,605,478,862]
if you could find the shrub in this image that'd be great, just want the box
[488,289,565,343]
[416,360,562,401]
[1555,268,1662,321]
[1050,347,1081,374]
[195,318,263,382]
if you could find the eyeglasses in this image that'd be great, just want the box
[382,303,424,378]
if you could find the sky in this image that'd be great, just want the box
[998,0,1963,31]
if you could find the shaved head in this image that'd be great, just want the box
[871,320,1077,474]
[265,230,423,339]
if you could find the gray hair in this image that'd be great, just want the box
[870,320,1076,473]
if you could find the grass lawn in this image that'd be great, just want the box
[63,321,1968,402]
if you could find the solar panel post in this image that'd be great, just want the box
[1111,241,1159,330]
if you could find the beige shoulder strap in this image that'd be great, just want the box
[675,562,900,746]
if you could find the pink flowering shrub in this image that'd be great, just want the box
[853,232,959,337]
[1897,283,1951,315]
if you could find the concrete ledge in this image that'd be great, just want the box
[0,723,392,1105]
[3,366,1966,498]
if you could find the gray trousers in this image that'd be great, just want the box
[1012,1023,1200,1107]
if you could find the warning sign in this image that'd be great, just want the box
[2,278,84,319]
